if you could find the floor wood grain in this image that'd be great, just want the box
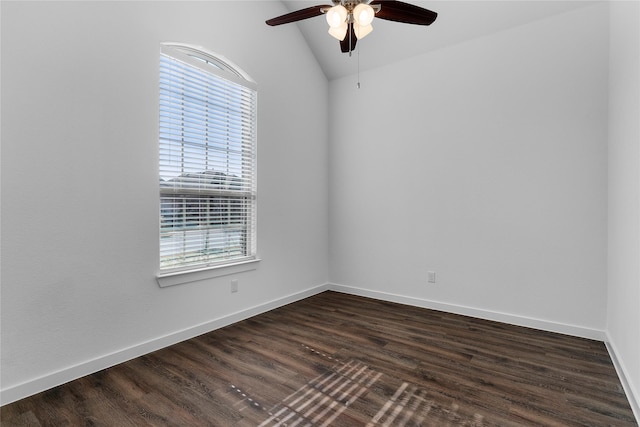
[1,291,636,426]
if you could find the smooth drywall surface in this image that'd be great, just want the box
[607,0,640,414]
[1,1,328,399]
[329,4,609,330]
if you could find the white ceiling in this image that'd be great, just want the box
[278,1,600,80]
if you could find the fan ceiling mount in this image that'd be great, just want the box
[266,0,437,54]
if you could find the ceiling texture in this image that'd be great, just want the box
[278,0,600,80]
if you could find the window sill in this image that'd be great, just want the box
[156,259,261,288]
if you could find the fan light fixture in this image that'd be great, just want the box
[265,1,438,55]
[325,2,376,42]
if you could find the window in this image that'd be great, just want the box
[159,44,257,274]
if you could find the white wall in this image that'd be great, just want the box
[607,0,640,417]
[0,1,329,404]
[2,0,637,414]
[329,4,609,336]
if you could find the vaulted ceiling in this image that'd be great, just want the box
[279,1,600,80]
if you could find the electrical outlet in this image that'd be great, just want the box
[428,271,436,283]
[231,279,238,293]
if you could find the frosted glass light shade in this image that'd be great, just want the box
[328,22,348,40]
[354,23,373,39]
[353,3,375,26]
[326,5,348,28]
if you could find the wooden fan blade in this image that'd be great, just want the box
[371,0,437,25]
[266,5,330,26]
[340,23,358,53]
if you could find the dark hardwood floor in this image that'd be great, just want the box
[1,291,636,426]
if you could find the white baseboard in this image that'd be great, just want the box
[0,283,330,406]
[328,283,606,341]
[5,281,631,422]
[605,333,640,423]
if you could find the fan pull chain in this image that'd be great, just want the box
[356,42,361,89]
[349,23,353,58]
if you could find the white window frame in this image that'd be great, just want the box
[157,43,258,287]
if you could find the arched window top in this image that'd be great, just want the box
[161,42,256,89]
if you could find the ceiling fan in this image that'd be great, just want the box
[266,1,437,54]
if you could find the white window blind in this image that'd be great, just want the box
[159,44,257,272]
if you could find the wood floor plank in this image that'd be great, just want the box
[1,291,636,426]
